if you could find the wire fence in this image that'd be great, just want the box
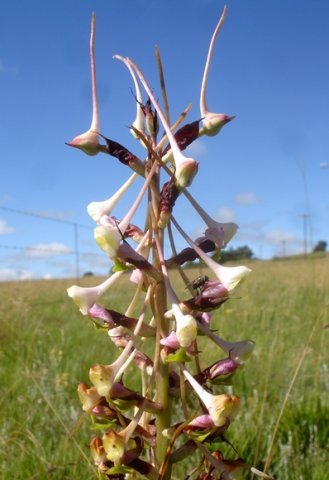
[0,206,108,281]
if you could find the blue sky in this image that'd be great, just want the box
[1,0,328,280]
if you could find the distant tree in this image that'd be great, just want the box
[83,271,94,276]
[313,240,327,253]
[220,245,254,263]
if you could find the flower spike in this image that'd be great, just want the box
[67,10,258,479]
[67,13,100,155]
[199,6,235,137]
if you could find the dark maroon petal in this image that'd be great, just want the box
[99,134,138,166]
[128,457,159,478]
[110,383,140,400]
[162,120,200,154]
[117,242,161,281]
[166,237,216,266]
[159,177,180,215]
[98,133,145,175]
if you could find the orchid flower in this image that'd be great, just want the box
[102,398,150,466]
[90,437,107,471]
[90,286,151,396]
[182,364,240,427]
[171,303,197,348]
[183,187,238,248]
[87,172,138,222]
[205,356,239,380]
[68,230,152,317]
[67,14,100,155]
[108,325,130,348]
[196,443,248,480]
[87,303,116,327]
[194,325,254,383]
[89,341,136,396]
[199,6,235,137]
[102,430,126,466]
[67,271,124,315]
[77,383,102,412]
[212,337,255,366]
[89,363,118,397]
[172,216,251,292]
[113,55,145,142]
[94,163,157,259]
[126,57,199,189]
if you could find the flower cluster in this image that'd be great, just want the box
[66,8,268,480]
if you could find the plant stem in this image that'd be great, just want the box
[150,172,172,477]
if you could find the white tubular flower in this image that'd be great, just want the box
[182,366,240,427]
[183,188,238,247]
[171,216,250,292]
[127,58,199,189]
[172,303,197,348]
[87,172,138,222]
[210,263,251,292]
[67,271,123,315]
[198,326,255,367]
[220,338,255,366]
[204,223,237,249]
[113,55,145,142]
[199,6,235,137]
[67,14,100,155]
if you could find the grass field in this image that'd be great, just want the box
[1,255,328,479]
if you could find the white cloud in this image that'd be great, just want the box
[320,162,329,169]
[25,242,72,257]
[263,229,296,245]
[234,192,260,205]
[0,268,34,281]
[214,207,237,223]
[0,219,15,234]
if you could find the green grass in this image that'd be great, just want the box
[0,256,328,479]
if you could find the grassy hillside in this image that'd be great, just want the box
[0,256,328,479]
